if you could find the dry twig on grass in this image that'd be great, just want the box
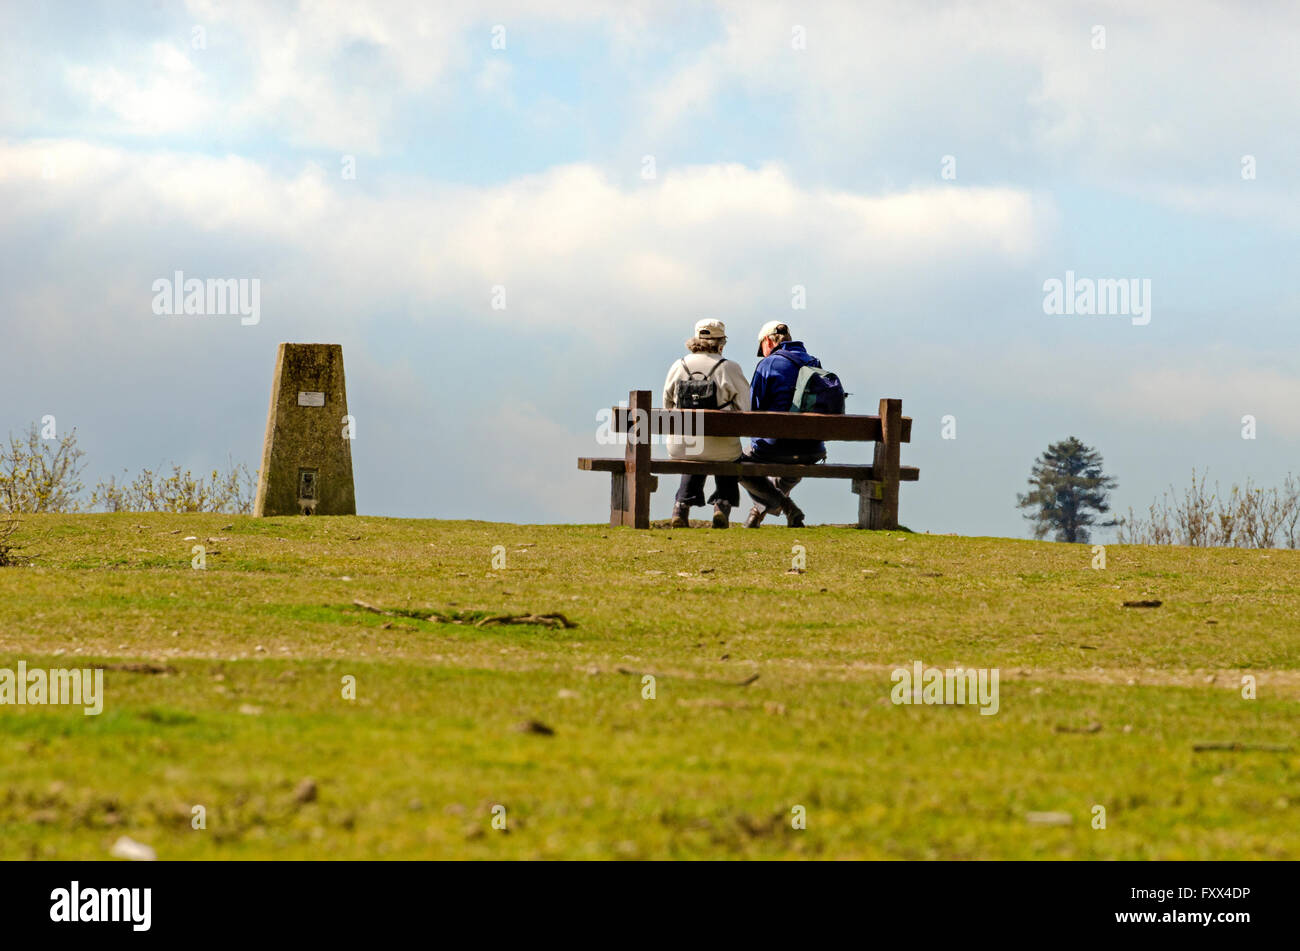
[351,600,575,629]
[90,663,178,675]
[474,613,574,630]
[616,666,759,687]
[1192,742,1293,753]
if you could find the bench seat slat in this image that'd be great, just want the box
[611,408,911,443]
[578,457,919,481]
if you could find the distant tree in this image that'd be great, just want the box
[1017,437,1118,543]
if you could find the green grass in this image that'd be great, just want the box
[1,513,1298,859]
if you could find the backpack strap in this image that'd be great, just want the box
[789,365,813,413]
[771,351,811,411]
[709,357,738,408]
[677,357,705,380]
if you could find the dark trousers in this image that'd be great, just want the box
[675,472,740,508]
[739,445,826,513]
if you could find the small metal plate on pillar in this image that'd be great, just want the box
[254,343,356,516]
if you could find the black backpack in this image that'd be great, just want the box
[673,357,735,410]
[776,352,846,414]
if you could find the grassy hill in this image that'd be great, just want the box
[2,513,1298,859]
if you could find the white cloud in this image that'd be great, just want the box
[66,43,211,135]
[0,141,1055,339]
[476,57,513,97]
[169,0,702,151]
[642,1,1300,214]
[1124,182,1300,233]
[1099,364,1300,438]
[190,0,470,151]
[920,337,1300,440]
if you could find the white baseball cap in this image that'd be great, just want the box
[755,320,790,356]
[694,318,726,339]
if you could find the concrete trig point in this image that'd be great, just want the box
[254,343,356,516]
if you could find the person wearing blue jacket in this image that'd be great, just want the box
[739,321,827,527]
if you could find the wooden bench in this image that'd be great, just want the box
[578,389,918,529]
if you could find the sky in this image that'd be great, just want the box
[2,0,1298,537]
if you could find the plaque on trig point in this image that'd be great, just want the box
[254,343,356,516]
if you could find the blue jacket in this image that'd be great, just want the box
[749,341,827,457]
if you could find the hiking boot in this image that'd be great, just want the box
[744,505,767,528]
[784,499,805,528]
[712,501,732,528]
[671,502,691,528]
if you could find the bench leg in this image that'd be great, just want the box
[610,472,627,527]
[610,470,659,527]
[874,398,902,529]
[853,479,885,530]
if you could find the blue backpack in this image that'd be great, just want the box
[777,352,846,414]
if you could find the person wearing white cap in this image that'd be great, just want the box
[662,319,751,527]
[737,320,830,527]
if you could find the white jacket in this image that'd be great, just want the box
[661,353,751,461]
